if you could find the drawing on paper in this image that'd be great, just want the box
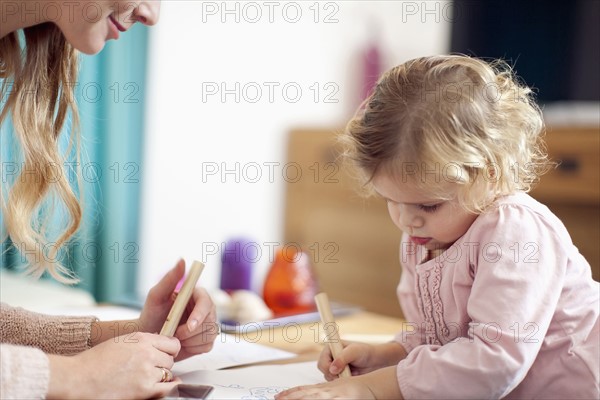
[213,384,288,399]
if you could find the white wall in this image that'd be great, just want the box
[138,1,452,295]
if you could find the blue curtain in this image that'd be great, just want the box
[1,25,149,304]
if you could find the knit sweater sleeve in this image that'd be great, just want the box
[0,303,97,355]
[0,303,98,399]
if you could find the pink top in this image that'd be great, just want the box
[394,192,599,399]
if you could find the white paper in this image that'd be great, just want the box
[173,334,296,371]
[177,361,325,400]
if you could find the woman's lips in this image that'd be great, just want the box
[108,16,120,39]
[108,15,127,40]
[409,236,431,245]
[110,15,126,32]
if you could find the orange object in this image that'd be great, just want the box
[263,247,318,315]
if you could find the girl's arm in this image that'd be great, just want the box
[319,340,408,381]
[276,365,404,400]
[276,324,409,399]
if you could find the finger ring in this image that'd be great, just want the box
[159,367,173,383]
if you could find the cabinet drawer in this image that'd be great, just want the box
[531,127,600,204]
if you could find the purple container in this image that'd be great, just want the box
[220,238,257,292]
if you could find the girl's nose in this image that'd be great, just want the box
[399,208,424,230]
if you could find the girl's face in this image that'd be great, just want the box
[54,1,161,54]
[372,172,478,252]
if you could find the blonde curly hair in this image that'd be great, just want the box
[342,54,552,213]
[1,23,81,283]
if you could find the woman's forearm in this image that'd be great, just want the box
[47,354,77,399]
[90,319,142,346]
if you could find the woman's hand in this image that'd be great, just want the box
[138,259,218,360]
[48,332,180,399]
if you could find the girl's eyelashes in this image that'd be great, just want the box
[418,204,441,213]
[384,197,442,213]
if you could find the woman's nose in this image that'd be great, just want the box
[133,1,161,26]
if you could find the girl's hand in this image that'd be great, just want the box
[318,341,394,381]
[138,259,218,361]
[275,375,376,400]
[48,332,181,399]
[275,366,403,400]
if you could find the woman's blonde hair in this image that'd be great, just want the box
[1,23,81,283]
[342,54,552,212]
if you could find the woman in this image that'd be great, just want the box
[1,2,218,398]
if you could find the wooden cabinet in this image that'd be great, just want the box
[284,127,599,318]
[529,126,600,281]
[284,128,403,317]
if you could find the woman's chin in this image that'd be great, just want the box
[77,42,106,55]
[69,37,107,55]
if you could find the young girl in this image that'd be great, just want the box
[276,55,599,399]
[1,2,218,399]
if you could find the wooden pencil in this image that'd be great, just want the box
[160,261,205,337]
[315,292,352,378]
